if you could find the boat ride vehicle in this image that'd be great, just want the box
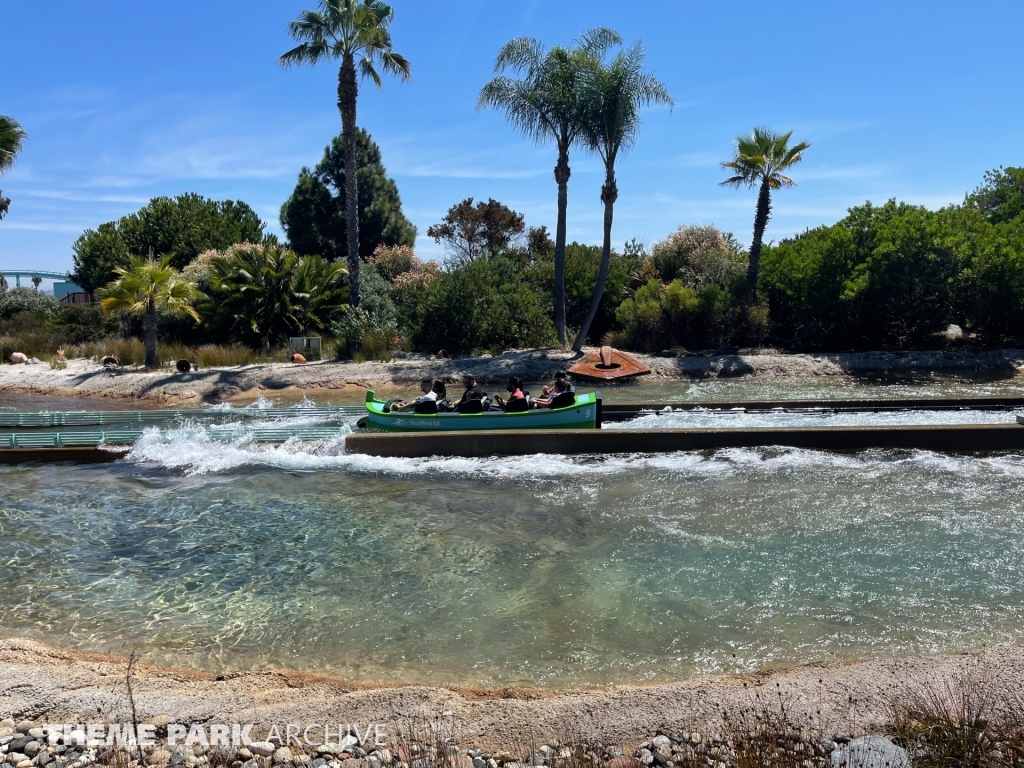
[359,390,601,431]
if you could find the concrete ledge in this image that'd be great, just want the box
[346,424,1024,458]
[0,447,129,464]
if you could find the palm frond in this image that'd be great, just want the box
[0,115,28,176]
[279,0,410,88]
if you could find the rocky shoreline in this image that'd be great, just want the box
[0,718,909,768]
[0,348,1022,403]
[3,639,1024,761]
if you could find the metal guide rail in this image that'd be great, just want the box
[0,406,363,429]
[0,426,349,449]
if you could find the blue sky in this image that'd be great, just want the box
[1,0,1022,287]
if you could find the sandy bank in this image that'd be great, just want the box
[2,638,1022,748]
[1,348,1023,404]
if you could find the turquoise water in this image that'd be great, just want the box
[2,379,1024,688]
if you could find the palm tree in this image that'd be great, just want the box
[720,128,811,295]
[478,28,621,346]
[99,256,203,369]
[0,115,28,221]
[279,0,410,309]
[209,244,348,350]
[571,42,672,352]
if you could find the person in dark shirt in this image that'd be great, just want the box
[458,374,485,406]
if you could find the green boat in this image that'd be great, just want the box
[359,390,601,431]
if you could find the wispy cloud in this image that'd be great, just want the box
[23,190,150,204]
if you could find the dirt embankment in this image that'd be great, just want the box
[2,638,1022,749]
[1,349,1023,404]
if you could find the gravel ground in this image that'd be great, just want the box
[2,638,1022,751]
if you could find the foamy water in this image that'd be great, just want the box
[3,423,1024,687]
[2,384,1024,687]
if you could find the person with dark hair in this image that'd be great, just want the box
[541,370,573,398]
[458,374,485,405]
[433,379,451,411]
[394,378,437,411]
[531,377,575,409]
[455,374,487,413]
[493,376,527,412]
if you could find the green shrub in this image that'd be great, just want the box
[414,257,556,355]
[0,288,60,320]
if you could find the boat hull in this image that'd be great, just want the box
[363,391,600,432]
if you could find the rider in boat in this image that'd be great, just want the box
[394,378,438,411]
[455,374,487,413]
[493,377,528,412]
[433,379,452,412]
[531,377,575,409]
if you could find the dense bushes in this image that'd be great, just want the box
[614,225,766,350]
[413,257,556,354]
[0,287,60,319]
[760,184,1024,348]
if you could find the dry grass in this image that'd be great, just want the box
[4,337,296,369]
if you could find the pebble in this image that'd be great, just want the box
[272,748,293,766]
[606,758,643,768]
[147,750,173,767]
[23,744,41,758]
[15,724,34,736]
[830,736,909,768]
[238,750,254,761]
[651,737,671,751]
[248,744,275,759]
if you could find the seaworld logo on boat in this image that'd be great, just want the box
[393,418,441,427]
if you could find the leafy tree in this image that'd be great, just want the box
[414,257,555,355]
[720,128,811,295]
[0,115,27,221]
[280,0,411,308]
[280,128,415,263]
[71,194,265,292]
[571,40,672,351]
[967,166,1024,225]
[955,216,1024,343]
[426,198,526,263]
[98,256,203,369]
[479,28,622,345]
[208,244,347,350]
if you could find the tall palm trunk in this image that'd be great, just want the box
[747,178,772,297]
[553,142,571,346]
[572,169,617,352]
[338,53,361,307]
[143,303,158,369]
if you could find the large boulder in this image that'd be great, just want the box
[830,736,909,768]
